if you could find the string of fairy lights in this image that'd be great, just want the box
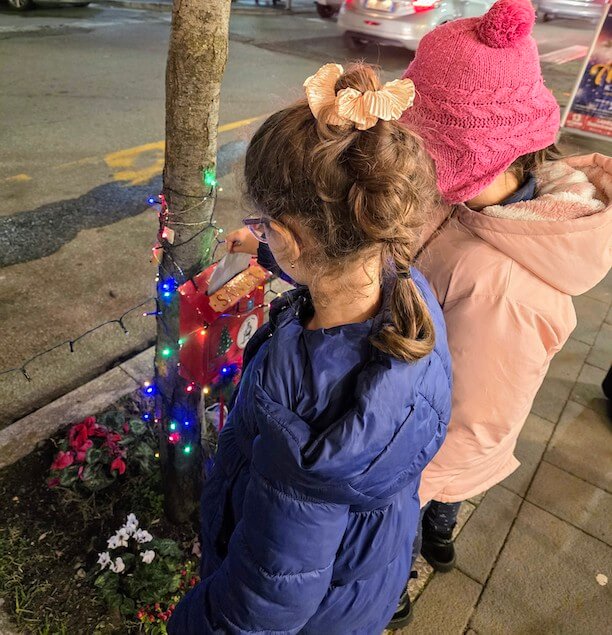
[147,169,287,457]
[1,169,285,460]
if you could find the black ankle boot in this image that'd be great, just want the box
[421,525,456,572]
[386,589,412,630]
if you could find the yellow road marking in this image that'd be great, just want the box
[5,174,32,183]
[105,116,264,186]
[2,115,264,185]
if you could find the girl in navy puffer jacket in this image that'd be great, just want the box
[169,63,452,635]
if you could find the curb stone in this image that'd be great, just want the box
[0,347,154,470]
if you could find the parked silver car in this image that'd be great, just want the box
[534,0,607,22]
[337,0,496,51]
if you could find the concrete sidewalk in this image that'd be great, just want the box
[394,272,612,634]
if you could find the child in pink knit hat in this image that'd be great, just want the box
[388,0,611,627]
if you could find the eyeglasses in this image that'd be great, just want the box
[242,214,272,244]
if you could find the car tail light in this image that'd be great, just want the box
[365,20,381,25]
[412,0,439,13]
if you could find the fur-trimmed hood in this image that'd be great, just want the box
[458,153,612,296]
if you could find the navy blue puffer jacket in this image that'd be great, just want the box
[169,269,452,634]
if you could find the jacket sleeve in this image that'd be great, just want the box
[168,466,350,634]
[418,293,561,505]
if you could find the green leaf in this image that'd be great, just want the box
[149,538,182,559]
[129,419,147,435]
[86,447,103,464]
[59,469,78,487]
[100,410,125,431]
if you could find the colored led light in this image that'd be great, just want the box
[161,348,172,358]
[183,445,192,455]
[168,432,181,444]
[169,421,177,431]
[203,168,218,188]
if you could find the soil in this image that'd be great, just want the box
[0,397,199,635]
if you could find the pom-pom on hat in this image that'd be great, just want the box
[400,0,560,204]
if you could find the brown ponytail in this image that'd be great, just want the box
[245,63,438,362]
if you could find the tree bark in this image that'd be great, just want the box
[157,0,231,523]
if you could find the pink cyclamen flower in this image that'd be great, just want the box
[51,450,74,471]
[110,457,127,475]
[69,423,90,451]
[75,439,93,462]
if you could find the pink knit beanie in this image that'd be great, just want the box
[400,0,560,204]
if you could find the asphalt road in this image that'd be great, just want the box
[0,2,607,425]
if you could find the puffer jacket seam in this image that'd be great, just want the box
[253,465,335,505]
[217,608,307,635]
[430,347,452,385]
[349,505,391,516]
[238,527,335,580]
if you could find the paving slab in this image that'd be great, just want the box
[527,461,612,546]
[545,400,612,492]
[584,269,612,305]
[469,502,612,635]
[501,413,555,498]
[0,367,138,469]
[569,363,608,419]
[119,345,155,384]
[571,295,609,347]
[467,491,486,505]
[531,337,590,423]
[404,569,482,635]
[455,486,522,584]
[586,322,612,372]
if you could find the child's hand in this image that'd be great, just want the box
[225,227,259,255]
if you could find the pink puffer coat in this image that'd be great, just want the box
[416,153,612,504]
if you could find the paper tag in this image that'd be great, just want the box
[208,265,268,312]
[161,226,175,244]
[207,253,252,295]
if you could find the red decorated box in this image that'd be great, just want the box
[178,258,270,389]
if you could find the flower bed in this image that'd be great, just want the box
[0,395,198,634]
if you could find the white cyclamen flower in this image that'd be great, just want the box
[140,549,156,564]
[124,513,139,535]
[134,529,153,544]
[107,535,121,550]
[114,528,130,548]
[97,551,111,570]
[109,557,126,574]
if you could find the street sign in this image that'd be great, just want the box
[562,4,612,140]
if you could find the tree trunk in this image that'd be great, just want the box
[157,0,231,524]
